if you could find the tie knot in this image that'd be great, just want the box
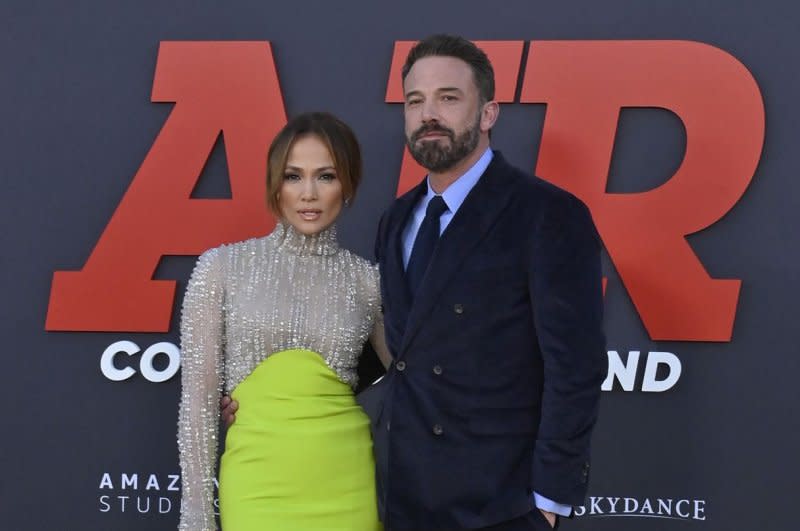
[426,195,448,218]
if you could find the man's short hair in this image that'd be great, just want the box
[401,34,495,103]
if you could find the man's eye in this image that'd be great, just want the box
[442,95,457,102]
[406,99,421,106]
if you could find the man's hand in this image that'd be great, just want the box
[220,395,238,427]
[540,509,557,528]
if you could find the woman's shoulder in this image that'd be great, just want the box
[337,250,380,301]
[339,248,379,276]
[192,235,271,273]
[210,234,273,258]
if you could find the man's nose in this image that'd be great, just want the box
[420,99,440,122]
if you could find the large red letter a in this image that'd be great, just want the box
[46,42,285,332]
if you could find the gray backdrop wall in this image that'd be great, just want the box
[2,1,798,529]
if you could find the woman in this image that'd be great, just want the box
[178,112,389,530]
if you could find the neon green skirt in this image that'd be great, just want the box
[219,349,381,530]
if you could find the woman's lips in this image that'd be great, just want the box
[298,209,322,221]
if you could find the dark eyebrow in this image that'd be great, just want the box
[404,87,464,99]
[284,165,336,172]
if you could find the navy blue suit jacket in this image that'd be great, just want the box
[371,152,606,530]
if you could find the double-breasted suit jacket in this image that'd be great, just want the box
[372,152,606,530]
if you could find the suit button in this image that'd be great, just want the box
[432,365,443,375]
[386,421,391,432]
[453,304,464,314]
[396,361,406,371]
[432,424,444,436]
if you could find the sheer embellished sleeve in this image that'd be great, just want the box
[177,248,225,531]
[367,265,392,369]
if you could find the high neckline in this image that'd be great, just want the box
[271,221,339,256]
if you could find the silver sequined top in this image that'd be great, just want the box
[177,221,382,530]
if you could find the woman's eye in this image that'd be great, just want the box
[318,173,337,182]
[283,173,300,181]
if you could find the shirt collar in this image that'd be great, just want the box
[424,147,493,215]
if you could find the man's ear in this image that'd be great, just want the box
[480,100,500,132]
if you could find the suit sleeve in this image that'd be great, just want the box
[528,193,606,506]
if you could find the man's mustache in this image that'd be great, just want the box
[411,123,455,143]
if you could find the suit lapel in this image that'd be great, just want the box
[399,154,518,356]
[384,179,427,325]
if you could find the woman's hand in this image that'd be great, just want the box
[220,395,238,427]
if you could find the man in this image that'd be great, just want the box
[370,35,605,530]
[224,34,605,531]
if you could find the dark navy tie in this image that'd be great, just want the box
[406,195,448,296]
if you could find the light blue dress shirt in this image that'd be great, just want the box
[401,148,493,266]
[400,147,572,518]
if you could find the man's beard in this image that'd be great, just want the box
[406,115,480,173]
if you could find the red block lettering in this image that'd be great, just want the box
[520,41,764,341]
[46,42,285,332]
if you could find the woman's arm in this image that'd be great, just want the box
[369,314,392,370]
[177,248,225,531]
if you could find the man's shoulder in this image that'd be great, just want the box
[392,182,425,208]
[486,152,576,201]
[379,182,425,229]
[500,162,584,210]
[491,163,593,237]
